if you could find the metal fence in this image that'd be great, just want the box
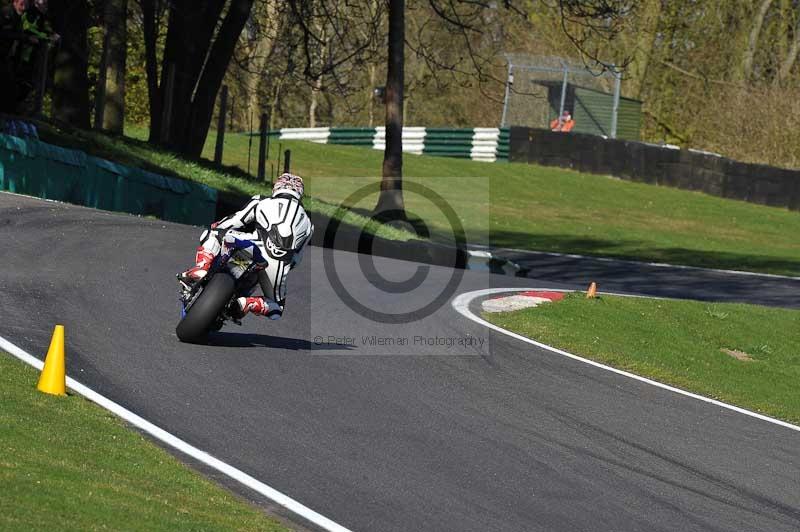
[500,55,630,139]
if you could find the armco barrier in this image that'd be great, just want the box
[0,133,218,225]
[268,127,509,162]
[509,127,800,211]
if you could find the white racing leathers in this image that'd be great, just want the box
[198,193,313,319]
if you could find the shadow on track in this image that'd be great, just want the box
[207,332,355,351]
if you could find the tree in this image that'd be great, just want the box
[374,0,405,217]
[50,0,92,128]
[96,0,129,133]
[140,0,255,157]
[226,1,286,130]
[373,0,633,219]
[742,0,773,81]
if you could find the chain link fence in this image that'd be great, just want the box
[500,54,639,140]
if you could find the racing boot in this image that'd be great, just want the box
[236,297,283,320]
[178,247,215,283]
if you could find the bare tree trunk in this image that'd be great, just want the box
[50,0,91,128]
[742,0,773,81]
[375,0,405,219]
[227,0,281,129]
[98,0,128,133]
[244,5,279,124]
[269,78,284,130]
[368,64,376,127]
[309,76,322,127]
[629,0,661,99]
[141,0,162,142]
[179,0,256,157]
[778,18,800,83]
[160,0,230,151]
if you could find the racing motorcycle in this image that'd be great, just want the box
[176,235,264,343]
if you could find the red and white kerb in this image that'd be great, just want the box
[481,290,565,313]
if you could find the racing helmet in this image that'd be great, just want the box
[272,173,304,200]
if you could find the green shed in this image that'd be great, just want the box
[544,83,642,140]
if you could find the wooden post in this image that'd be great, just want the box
[34,42,50,118]
[93,35,107,130]
[160,63,175,144]
[283,149,291,173]
[258,112,268,181]
[276,143,282,181]
[214,85,228,165]
[247,111,253,175]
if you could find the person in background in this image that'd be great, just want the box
[0,0,53,115]
[550,110,575,133]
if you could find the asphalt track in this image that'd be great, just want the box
[2,192,799,532]
[485,247,800,309]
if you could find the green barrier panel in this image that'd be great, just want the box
[0,134,36,195]
[0,133,217,226]
[423,139,480,146]
[0,135,88,203]
[424,135,475,142]
[328,132,375,139]
[35,137,90,204]
[422,144,473,153]
[422,150,472,159]
[327,127,376,145]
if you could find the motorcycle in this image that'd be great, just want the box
[176,235,265,343]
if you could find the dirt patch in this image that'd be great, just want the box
[721,348,754,362]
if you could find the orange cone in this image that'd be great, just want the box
[37,325,66,396]
[586,282,597,299]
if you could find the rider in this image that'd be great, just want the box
[179,173,313,320]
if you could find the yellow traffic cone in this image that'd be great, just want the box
[586,282,597,299]
[37,325,66,396]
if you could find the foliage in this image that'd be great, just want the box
[520,0,800,168]
[97,1,800,167]
[202,132,800,276]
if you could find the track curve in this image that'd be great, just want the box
[1,192,798,532]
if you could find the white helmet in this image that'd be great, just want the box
[272,173,304,200]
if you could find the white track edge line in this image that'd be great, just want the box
[452,288,800,434]
[0,334,353,532]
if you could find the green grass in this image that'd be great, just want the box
[35,123,413,243]
[202,131,800,277]
[484,293,800,424]
[36,123,800,276]
[0,353,292,531]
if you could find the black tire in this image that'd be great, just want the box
[176,273,235,343]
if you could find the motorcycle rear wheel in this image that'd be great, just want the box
[176,273,235,343]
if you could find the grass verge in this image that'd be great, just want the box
[0,352,291,531]
[190,130,800,277]
[35,122,414,243]
[34,122,800,276]
[483,293,800,424]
